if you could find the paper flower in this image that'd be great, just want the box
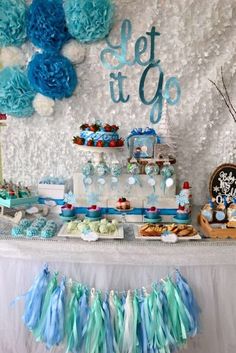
[61,40,86,64]
[27,0,70,51]
[33,94,55,117]
[64,0,114,43]
[0,0,27,47]
[0,47,25,67]
[27,52,78,99]
[0,67,35,117]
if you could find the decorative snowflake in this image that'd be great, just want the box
[87,192,100,205]
[176,191,189,206]
[64,191,77,205]
[213,186,220,192]
[146,193,159,206]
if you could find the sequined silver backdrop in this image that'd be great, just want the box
[1,0,236,205]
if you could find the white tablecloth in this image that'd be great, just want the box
[0,223,236,353]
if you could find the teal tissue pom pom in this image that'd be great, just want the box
[27,0,70,51]
[0,67,35,117]
[27,52,77,99]
[0,0,27,47]
[64,0,114,43]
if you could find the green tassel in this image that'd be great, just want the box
[66,284,82,353]
[164,278,189,346]
[85,290,105,353]
[32,272,58,342]
[132,292,139,353]
[113,292,124,352]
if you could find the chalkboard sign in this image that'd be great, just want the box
[209,163,236,204]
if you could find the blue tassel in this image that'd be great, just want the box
[102,294,114,353]
[175,270,200,336]
[41,279,66,349]
[22,265,50,330]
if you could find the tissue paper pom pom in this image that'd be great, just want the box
[27,0,70,51]
[61,40,85,64]
[33,94,55,116]
[64,0,114,43]
[0,67,35,117]
[0,0,27,47]
[0,47,25,67]
[28,52,77,99]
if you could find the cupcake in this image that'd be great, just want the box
[201,203,213,222]
[227,202,236,221]
[19,218,32,229]
[61,203,75,217]
[11,226,24,237]
[86,205,102,218]
[41,226,56,238]
[116,197,131,210]
[26,227,40,237]
[215,203,226,222]
[145,206,161,219]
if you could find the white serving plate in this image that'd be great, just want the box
[133,224,202,241]
[57,222,124,239]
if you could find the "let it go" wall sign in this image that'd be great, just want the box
[100,19,181,124]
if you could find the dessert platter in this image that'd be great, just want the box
[135,223,201,241]
[58,218,124,240]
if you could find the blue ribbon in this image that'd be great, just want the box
[127,128,160,146]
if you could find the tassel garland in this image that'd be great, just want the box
[15,266,200,353]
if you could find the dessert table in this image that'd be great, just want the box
[0,217,236,353]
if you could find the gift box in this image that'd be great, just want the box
[38,184,65,200]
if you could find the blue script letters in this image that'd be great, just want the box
[100,19,181,124]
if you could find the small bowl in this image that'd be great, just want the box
[86,209,102,218]
[61,208,75,217]
[175,212,189,220]
[145,210,160,219]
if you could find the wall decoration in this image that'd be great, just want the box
[0,67,35,117]
[0,47,25,68]
[15,265,200,352]
[100,19,181,124]
[27,0,70,52]
[32,94,55,117]
[61,39,86,65]
[0,0,27,47]
[28,52,77,99]
[209,163,236,204]
[64,0,114,43]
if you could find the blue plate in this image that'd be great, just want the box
[143,215,162,223]
[172,216,191,224]
[59,214,77,222]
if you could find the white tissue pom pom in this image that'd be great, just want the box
[0,47,25,67]
[33,94,55,116]
[61,40,85,64]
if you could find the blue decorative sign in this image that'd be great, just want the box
[100,19,181,124]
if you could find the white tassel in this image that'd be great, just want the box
[122,290,135,353]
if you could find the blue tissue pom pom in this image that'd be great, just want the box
[27,0,70,51]
[64,0,114,43]
[0,67,35,117]
[27,52,77,99]
[0,0,27,47]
